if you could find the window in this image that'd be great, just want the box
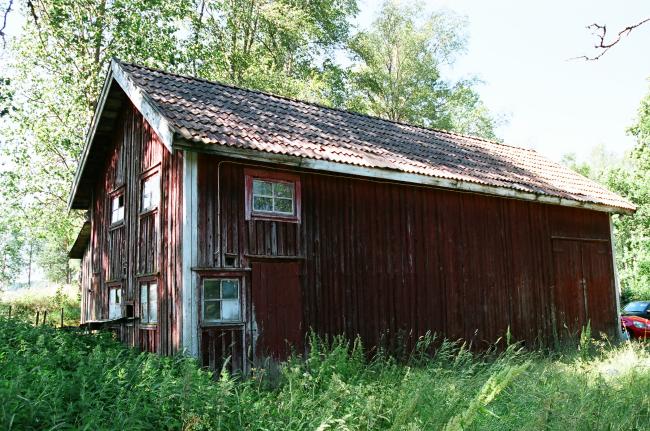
[252,179,294,214]
[203,279,240,322]
[109,286,122,319]
[140,281,158,324]
[245,169,301,222]
[111,194,124,224]
[141,174,160,212]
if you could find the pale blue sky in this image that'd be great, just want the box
[355,0,650,161]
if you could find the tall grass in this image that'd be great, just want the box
[0,318,649,430]
[0,285,80,326]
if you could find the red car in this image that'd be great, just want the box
[621,301,650,340]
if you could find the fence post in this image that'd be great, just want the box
[60,307,64,328]
[8,305,11,319]
[35,310,40,326]
[42,310,48,326]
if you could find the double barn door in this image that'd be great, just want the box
[552,238,616,337]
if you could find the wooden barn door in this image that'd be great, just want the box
[552,238,615,338]
[581,241,616,335]
[251,261,303,360]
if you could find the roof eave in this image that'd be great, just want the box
[174,137,636,215]
[68,59,175,210]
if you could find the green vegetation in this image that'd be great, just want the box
[0,285,80,326]
[1,319,649,430]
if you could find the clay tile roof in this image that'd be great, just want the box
[118,60,635,213]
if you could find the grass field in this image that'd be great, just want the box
[0,318,649,430]
[0,284,80,327]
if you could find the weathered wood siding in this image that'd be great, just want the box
[197,157,617,366]
[85,102,183,355]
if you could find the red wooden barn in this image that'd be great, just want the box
[68,59,635,372]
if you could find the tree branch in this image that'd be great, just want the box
[576,17,650,61]
[0,0,14,48]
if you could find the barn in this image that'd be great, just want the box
[68,59,635,372]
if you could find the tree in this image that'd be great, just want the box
[346,0,499,139]
[183,0,357,102]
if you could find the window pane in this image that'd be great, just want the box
[274,198,293,214]
[221,280,238,299]
[140,284,148,323]
[274,182,293,198]
[142,176,159,211]
[111,196,124,223]
[204,280,220,300]
[149,283,158,323]
[221,300,240,320]
[204,301,220,321]
[109,287,121,319]
[253,196,273,212]
[253,179,273,196]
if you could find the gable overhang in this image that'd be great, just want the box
[174,137,635,215]
[68,59,174,210]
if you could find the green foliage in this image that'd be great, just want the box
[1,322,649,430]
[346,0,499,139]
[0,285,80,326]
[183,0,358,102]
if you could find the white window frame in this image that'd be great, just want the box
[140,281,158,324]
[141,174,160,213]
[251,179,295,216]
[111,194,125,224]
[202,278,241,323]
[109,286,122,319]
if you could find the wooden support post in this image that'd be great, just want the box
[42,310,48,326]
[35,310,40,326]
[60,307,64,328]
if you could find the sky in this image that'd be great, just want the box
[356,0,650,161]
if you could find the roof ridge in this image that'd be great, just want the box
[115,58,535,154]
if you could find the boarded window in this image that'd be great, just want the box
[138,171,159,275]
[140,281,158,324]
[109,286,122,320]
[203,279,240,322]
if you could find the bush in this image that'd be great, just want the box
[0,319,649,430]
